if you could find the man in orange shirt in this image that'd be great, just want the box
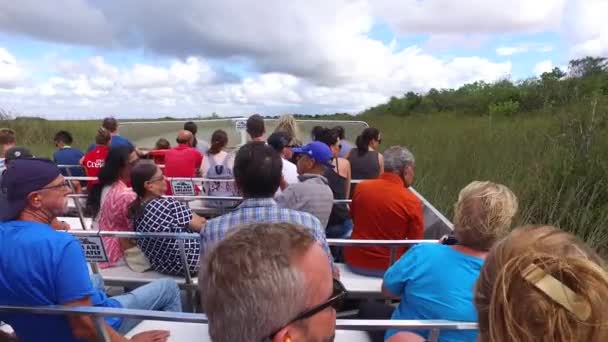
[344,146,423,277]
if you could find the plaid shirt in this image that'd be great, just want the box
[201,197,335,272]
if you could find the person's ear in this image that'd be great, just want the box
[272,327,291,342]
[28,192,43,209]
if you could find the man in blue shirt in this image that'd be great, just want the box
[87,117,134,152]
[53,130,85,178]
[200,142,337,277]
[0,158,181,342]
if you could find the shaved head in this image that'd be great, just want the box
[177,130,193,145]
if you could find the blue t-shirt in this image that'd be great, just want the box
[53,147,85,177]
[383,244,483,342]
[87,135,133,152]
[0,221,122,342]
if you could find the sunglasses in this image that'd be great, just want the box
[265,278,347,339]
[41,179,71,191]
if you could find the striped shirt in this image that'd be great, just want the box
[201,197,335,272]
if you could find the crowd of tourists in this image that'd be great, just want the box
[1,115,607,342]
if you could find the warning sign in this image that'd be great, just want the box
[78,236,108,263]
[171,180,196,196]
[234,119,247,132]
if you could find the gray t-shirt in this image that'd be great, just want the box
[276,174,334,228]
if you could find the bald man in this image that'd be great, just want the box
[163,130,203,195]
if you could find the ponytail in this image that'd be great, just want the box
[355,127,380,156]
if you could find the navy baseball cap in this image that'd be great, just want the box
[5,146,33,163]
[292,141,334,168]
[0,158,61,221]
[267,132,291,152]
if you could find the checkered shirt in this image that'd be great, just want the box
[134,198,200,276]
[201,197,336,272]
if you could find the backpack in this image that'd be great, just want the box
[203,152,240,209]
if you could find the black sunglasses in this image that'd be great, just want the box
[265,278,347,340]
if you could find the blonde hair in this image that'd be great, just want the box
[475,226,608,342]
[274,114,301,146]
[453,181,518,251]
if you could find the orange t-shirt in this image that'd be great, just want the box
[343,173,424,271]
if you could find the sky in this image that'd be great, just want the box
[0,0,607,119]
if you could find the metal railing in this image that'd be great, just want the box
[0,305,477,342]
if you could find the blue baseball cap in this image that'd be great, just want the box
[292,141,334,168]
[0,158,61,221]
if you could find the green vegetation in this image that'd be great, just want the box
[1,57,607,254]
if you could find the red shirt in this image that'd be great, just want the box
[81,145,109,188]
[344,173,424,271]
[163,144,203,195]
[148,149,168,165]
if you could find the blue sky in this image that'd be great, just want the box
[0,0,606,119]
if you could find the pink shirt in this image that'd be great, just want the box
[97,180,136,268]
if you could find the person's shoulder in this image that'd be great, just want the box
[3,221,77,245]
[283,208,322,226]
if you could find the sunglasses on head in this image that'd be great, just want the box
[264,278,347,340]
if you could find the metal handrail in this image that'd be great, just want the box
[0,305,478,333]
[67,193,351,203]
[64,176,365,183]
[69,230,438,246]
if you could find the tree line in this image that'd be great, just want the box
[363,57,608,117]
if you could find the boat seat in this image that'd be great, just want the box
[100,263,382,296]
[126,321,372,342]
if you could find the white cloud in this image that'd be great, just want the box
[533,60,554,76]
[563,0,608,57]
[496,46,529,56]
[0,48,26,88]
[373,0,565,34]
[496,43,555,56]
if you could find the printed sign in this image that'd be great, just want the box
[77,236,108,263]
[171,179,196,196]
[234,119,247,132]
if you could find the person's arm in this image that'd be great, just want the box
[65,297,169,342]
[378,153,384,175]
[170,200,205,232]
[188,212,206,232]
[279,175,288,191]
[381,246,419,299]
[51,218,71,231]
[408,199,425,240]
[343,158,352,199]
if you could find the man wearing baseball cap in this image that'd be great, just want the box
[0,158,181,342]
[276,141,335,228]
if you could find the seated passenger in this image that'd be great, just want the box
[200,223,344,342]
[0,128,16,173]
[276,141,334,228]
[80,127,111,189]
[475,225,608,342]
[343,146,423,277]
[0,158,180,342]
[129,161,206,276]
[246,114,266,142]
[334,125,353,158]
[201,129,238,208]
[317,128,352,238]
[347,127,384,179]
[53,130,85,180]
[383,181,518,342]
[184,121,210,155]
[267,131,299,195]
[86,117,134,152]
[200,142,337,277]
[86,146,143,269]
[148,137,171,165]
[163,130,203,195]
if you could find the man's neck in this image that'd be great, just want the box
[18,209,54,225]
[251,136,265,142]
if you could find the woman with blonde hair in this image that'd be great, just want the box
[273,114,301,146]
[475,225,608,342]
[381,181,518,342]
